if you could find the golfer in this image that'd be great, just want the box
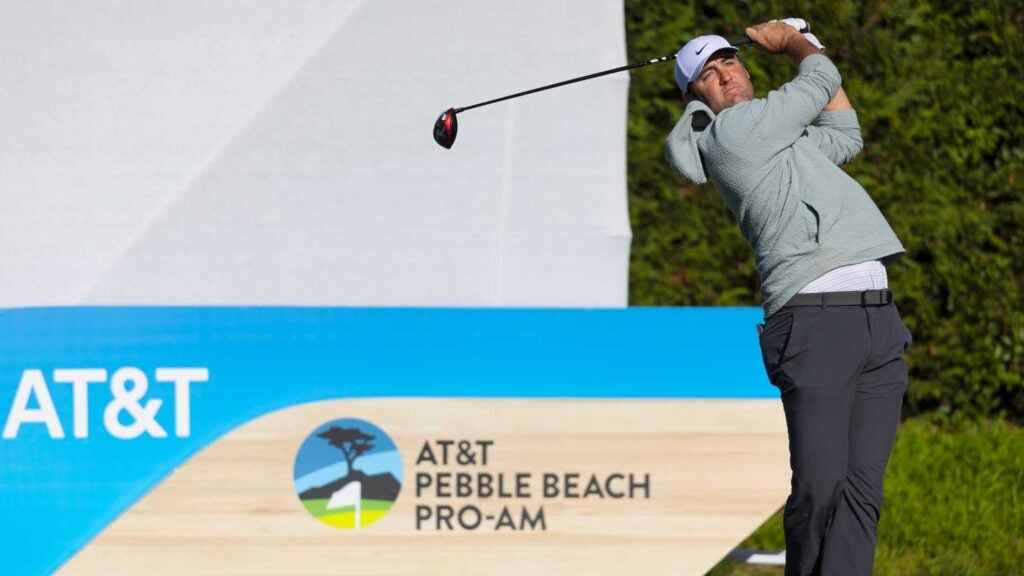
[665,20,912,576]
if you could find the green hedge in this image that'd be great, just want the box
[706,417,1024,575]
[624,0,1024,420]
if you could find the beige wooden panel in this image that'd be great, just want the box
[60,399,788,575]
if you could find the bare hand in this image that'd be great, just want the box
[745,22,800,54]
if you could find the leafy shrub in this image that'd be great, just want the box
[625,0,1024,420]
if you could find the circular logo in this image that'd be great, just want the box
[294,418,403,529]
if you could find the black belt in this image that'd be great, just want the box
[782,289,894,308]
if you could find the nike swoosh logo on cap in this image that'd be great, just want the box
[695,42,710,55]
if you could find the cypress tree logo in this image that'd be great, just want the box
[293,418,402,529]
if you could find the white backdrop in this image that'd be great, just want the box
[0,0,632,307]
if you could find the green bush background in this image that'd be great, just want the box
[619,2,1023,572]
[707,417,1024,575]
[623,0,1023,421]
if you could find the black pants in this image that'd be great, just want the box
[759,298,911,576]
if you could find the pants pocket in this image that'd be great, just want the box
[759,308,799,389]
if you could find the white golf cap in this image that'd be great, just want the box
[674,35,738,90]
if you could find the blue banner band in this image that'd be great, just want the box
[0,307,771,575]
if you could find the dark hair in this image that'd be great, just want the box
[683,84,701,105]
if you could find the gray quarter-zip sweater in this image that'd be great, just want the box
[665,54,904,318]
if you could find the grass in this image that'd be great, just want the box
[706,416,1024,576]
[300,498,397,528]
[301,498,396,517]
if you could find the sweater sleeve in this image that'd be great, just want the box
[745,54,841,154]
[803,109,864,165]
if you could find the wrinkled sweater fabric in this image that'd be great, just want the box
[665,54,904,318]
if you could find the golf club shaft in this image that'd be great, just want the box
[456,54,673,114]
[456,35,758,114]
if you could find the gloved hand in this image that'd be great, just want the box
[771,17,808,31]
[770,18,825,50]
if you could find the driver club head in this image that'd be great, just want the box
[433,107,458,149]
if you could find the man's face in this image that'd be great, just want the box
[689,51,754,113]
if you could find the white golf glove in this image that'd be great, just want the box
[770,17,825,50]
[772,17,809,31]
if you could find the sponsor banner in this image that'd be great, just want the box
[63,399,788,575]
[0,307,780,575]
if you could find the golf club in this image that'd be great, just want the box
[433,26,808,149]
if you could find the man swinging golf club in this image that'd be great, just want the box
[665,19,912,576]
